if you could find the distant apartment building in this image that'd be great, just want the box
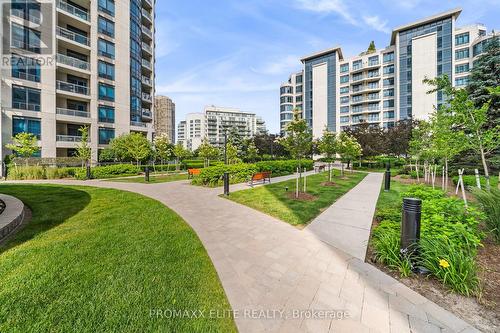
[154,95,175,143]
[279,71,303,135]
[281,8,497,138]
[0,0,156,164]
[177,106,266,151]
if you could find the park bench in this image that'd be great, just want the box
[188,168,201,179]
[250,171,272,186]
[315,165,326,173]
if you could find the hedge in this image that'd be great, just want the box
[255,160,313,177]
[75,164,141,180]
[191,163,258,187]
[6,165,78,180]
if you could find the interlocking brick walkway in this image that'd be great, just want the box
[9,177,479,333]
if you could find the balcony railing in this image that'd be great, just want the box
[11,8,41,24]
[57,53,90,71]
[12,71,40,83]
[142,76,152,86]
[142,8,152,21]
[142,93,152,102]
[56,135,85,142]
[142,27,153,38]
[56,107,90,118]
[56,0,90,21]
[131,121,147,128]
[56,80,89,95]
[56,26,90,46]
[143,0,153,9]
[142,109,152,118]
[12,102,40,112]
[142,59,152,70]
[142,42,153,54]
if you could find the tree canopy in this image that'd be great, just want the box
[6,132,40,159]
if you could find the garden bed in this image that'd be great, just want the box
[367,179,500,332]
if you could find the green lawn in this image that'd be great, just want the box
[107,173,188,184]
[0,185,236,333]
[375,180,411,211]
[226,170,367,226]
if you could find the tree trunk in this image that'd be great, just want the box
[479,146,490,190]
[445,158,449,192]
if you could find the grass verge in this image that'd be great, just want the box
[107,173,188,184]
[0,185,236,332]
[225,170,367,226]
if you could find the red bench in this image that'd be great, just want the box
[188,168,201,179]
[250,171,271,186]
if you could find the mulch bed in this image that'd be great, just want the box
[321,181,338,187]
[285,192,318,201]
[393,175,476,201]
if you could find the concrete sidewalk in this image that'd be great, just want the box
[307,173,384,260]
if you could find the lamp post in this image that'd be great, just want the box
[224,131,228,165]
[223,130,229,196]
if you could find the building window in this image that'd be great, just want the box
[11,0,41,23]
[340,96,349,104]
[12,85,40,111]
[352,60,362,70]
[98,16,115,37]
[296,75,303,84]
[340,63,349,73]
[455,32,469,46]
[13,116,41,139]
[383,99,395,108]
[383,78,394,87]
[98,0,115,16]
[98,128,115,144]
[98,83,115,101]
[98,61,115,80]
[455,63,470,74]
[280,86,293,94]
[455,76,469,87]
[383,65,394,75]
[383,88,394,97]
[384,111,395,119]
[280,96,293,104]
[368,56,379,66]
[455,48,469,60]
[383,52,394,63]
[340,86,349,94]
[352,73,363,81]
[98,105,115,123]
[11,22,40,53]
[11,54,40,82]
[340,75,349,83]
[340,116,349,124]
[296,85,303,93]
[340,106,349,114]
[98,38,115,59]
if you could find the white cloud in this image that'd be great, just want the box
[294,0,356,24]
[251,55,301,75]
[363,15,390,33]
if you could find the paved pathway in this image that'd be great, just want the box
[308,173,384,260]
[4,177,478,333]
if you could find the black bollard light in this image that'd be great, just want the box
[223,172,230,196]
[384,163,391,191]
[400,198,422,257]
[86,164,91,180]
[145,166,150,182]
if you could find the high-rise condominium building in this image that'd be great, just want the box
[279,71,303,135]
[0,0,155,165]
[281,8,497,138]
[177,106,266,151]
[154,95,175,143]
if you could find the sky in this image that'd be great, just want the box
[155,0,500,135]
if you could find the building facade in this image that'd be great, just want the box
[282,8,496,138]
[279,71,303,135]
[177,106,266,151]
[0,0,155,165]
[154,95,175,143]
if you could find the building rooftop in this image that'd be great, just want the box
[300,46,344,62]
[390,7,462,45]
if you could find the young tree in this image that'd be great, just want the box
[277,108,312,176]
[225,142,240,165]
[337,132,362,175]
[6,133,40,163]
[343,122,385,159]
[427,76,500,188]
[317,129,338,181]
[154,133,173,165]
[409,120,432,182]
[173,142,190,171]
[98,147,116,162]
[75,126,91,167]
[246,140,259,163]
[198,139,219,167]
[110,133,152,165]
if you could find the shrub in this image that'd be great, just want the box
[372,223,412,277]
[45,167,77,179]
[6,165,45,180]
[255,160,313,177]
[473,188,500,242]
[191,164,258,187]
[452,175,499,189]
[75,164,141,180]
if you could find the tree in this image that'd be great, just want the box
[110,133,152,165]
[337,132,362,175]
[198,139,219,167]
[254,133,288,158]
[367,40,376,54]
[225,142,240,165]
[75,126,91,167]
[317,129,338,181]
[6,132,40,162]
[467,35,499,127]
[385,120,415,158]
[246,140,259,163]
[409,120,432,182]
[98,147,116,162]
[343,122,385,159]
[173,142,190,171]
[154,133,174,165]
[427,76,500,188]
[277,108,312,175]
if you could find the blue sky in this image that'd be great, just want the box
[155,0,499,134]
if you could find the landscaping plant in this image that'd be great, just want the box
[473,188,500,242]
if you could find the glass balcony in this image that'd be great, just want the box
[142,93,152,102]
[142,59,152,70]
[142,109,152,120]
[142,27,153,39]
[142,76,152,86]
[131,121,147,128]
[143,0,153,8]
[11,8,41,24]
[56,107,90,118]
[56,0,90,21]
[142,42,153,54]
[56,26,90,46]
[12,102,40,112]
[56,135,85,142]
[142,8,152,21]
[56,80,89,95]
[57,53,90,71]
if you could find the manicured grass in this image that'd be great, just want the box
[375,180,411,211]
[0,185,236,333]
[226,170,367,226]
[107,173,188,184]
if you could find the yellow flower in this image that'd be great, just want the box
[439,259,450,268]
